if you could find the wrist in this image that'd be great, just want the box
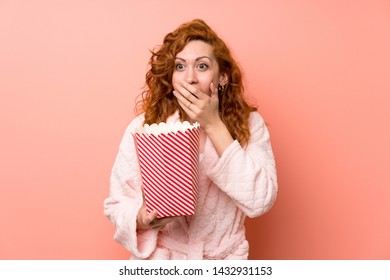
[203,118,234,157]
[203,117,224,135]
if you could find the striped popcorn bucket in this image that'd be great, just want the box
[133,121,200,218]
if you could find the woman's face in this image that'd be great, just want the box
[172,40,227,96]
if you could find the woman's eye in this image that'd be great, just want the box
[197,63,209,70]
[175,63,185,70]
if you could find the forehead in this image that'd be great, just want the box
[176,40,215,59]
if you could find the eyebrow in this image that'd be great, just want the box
[175,56,212,62]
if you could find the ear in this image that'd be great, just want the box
[219,72,228,86]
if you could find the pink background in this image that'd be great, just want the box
[1,0,389,259]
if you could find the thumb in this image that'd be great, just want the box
[148,209,158,222]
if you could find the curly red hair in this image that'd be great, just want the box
[136,19,256,146]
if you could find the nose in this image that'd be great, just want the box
[184,67,197,84]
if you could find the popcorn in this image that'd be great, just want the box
[133,121,200,218]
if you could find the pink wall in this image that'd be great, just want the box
[1,0,389,259]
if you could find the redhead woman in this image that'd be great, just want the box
[104,19,278,260]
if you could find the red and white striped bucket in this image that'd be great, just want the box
[133,121,200,218]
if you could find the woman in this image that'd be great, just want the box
[104,19,277,259]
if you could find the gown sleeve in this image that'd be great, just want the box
[206,112,278,218]
[103,114,159,258]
